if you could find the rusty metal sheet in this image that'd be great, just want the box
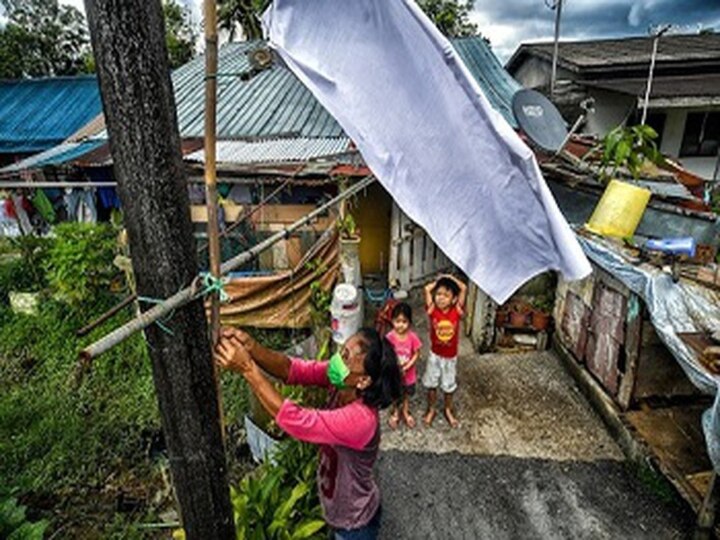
[585,283,627,395]
[560,291,589,361]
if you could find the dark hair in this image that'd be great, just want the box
[391,302,413,324]
[356,327,402,409]
[434,277,460,298]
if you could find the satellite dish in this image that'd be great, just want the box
[512,89,568,153]
[248,47,274,71]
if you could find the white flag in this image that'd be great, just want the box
[263,0,591,303]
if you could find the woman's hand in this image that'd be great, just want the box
[214,336,257,376]
[220,326,255,353]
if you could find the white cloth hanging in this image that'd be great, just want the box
[262,0,591,303]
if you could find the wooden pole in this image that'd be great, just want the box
[83,1,234,537]
[203,0,222,345]
[78,176,374,363]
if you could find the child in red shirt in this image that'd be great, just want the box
[422,274,467,428]
[386,302,422,429]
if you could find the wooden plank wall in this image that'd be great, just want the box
[388,203,452,289]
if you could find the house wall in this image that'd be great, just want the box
[511,57,574,90]
[659,108,719,181]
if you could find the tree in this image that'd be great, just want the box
[84,0,234,537]
[417,0,479,38]
[163,0,197,69]
[0,0,91,77]
[218,0,269,41]
[0,0,196,78]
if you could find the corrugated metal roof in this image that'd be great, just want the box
[0,76,102,153]
[0,140,104,174]
[4,36,519,170]
[171,41,344,138]
[186,137,351,164]
[452,37,522,127]
[170,36,520,138]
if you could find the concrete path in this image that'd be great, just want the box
[375,301,692,538]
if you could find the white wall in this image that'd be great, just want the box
[660,108,719,181]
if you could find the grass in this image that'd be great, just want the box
[0,279,255,536]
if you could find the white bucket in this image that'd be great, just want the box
[331,283,363,345]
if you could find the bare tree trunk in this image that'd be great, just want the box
[84,1,234,538]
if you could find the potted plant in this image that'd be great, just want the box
[508,302,530,328]
[529,295,554,331]
[337,212,362,286]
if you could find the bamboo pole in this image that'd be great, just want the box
[78,176,374,364]
[204,0,221,344]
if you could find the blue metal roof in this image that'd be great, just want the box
[172,36,521,138]
[452,37,522,128]
[0,76,102,153]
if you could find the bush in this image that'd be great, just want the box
[0,497,49,540]
[230,438,325,539]
[44,223,120,305]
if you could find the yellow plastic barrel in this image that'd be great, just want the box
[585,180,651,238]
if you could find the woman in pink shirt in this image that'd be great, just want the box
[215,326,402,539]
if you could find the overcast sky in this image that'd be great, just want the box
[62,0,720,62]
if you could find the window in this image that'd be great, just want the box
[680,111,720,157]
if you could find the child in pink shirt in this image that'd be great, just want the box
[386,302,422,429]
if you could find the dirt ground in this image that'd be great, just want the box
[373,294,693,538]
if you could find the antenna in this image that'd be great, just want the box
[512,89,568,153]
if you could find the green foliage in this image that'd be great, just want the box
[598,124,664,182]
[0,0,197,78]
[0,299,159,495]
[163,0,198,69]
[417,0,479,38]
[230,438,325,539]
[0,0,91,78]
[305,258,332,342]
[44,223,119,306]
[218,0,270,41]
[0,497,49,540]
[337,213,357,239]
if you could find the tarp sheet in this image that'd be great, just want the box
[579,235,720,472]
[262,0,591,304]
[216,230,338,328]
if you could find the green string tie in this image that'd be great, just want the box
[137,296,176,336]
[201,273,230,303]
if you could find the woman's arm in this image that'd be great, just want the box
[215,336,284,416]
[221,327,291,382]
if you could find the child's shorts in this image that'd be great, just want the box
[422,351,457,393]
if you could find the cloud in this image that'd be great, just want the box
[470,0,720,62]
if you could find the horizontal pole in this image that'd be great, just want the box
[78,175,374,362]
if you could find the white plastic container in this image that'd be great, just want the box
[331,283,363,345]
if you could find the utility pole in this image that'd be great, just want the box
[641,24,672,125]
[84,1,235,538]
[550,0,563,100]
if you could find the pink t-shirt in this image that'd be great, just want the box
[275,358,380,530]
[385,330,422,386]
